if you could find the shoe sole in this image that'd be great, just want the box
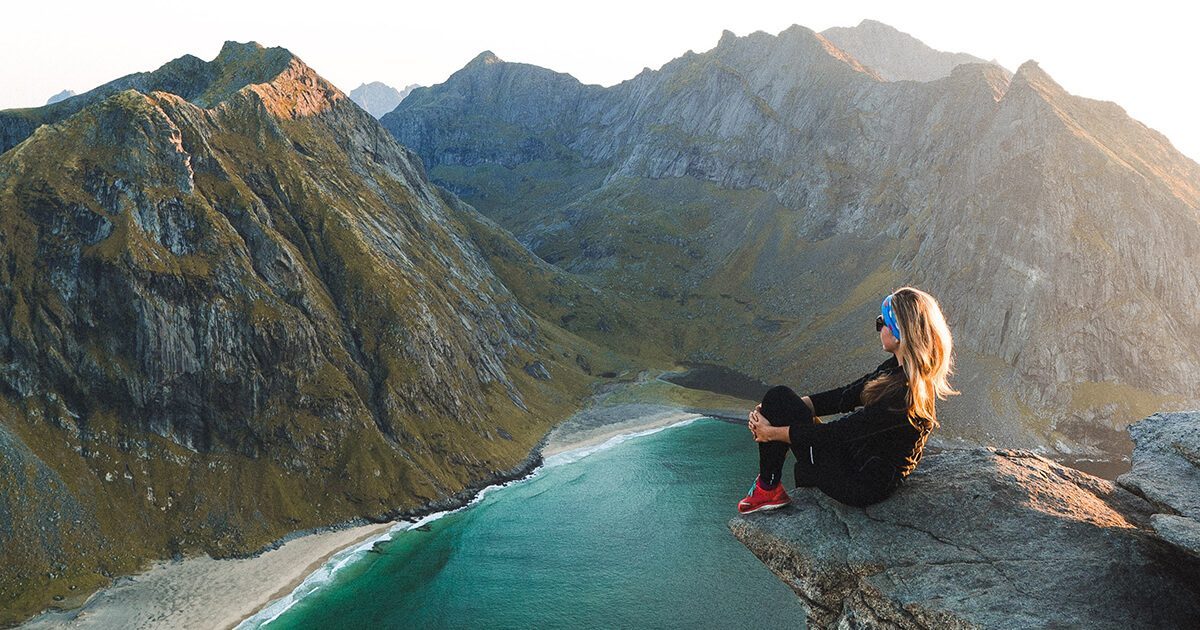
[738,501,790,515]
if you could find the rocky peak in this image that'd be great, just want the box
[466,50,504,69]
[0,41,337,153]
[855,18,894,31]
[1004,59,1067,100]
[349,82,419,118]
[190,40,337,112]
[215,39,269,60]
[435,49,583,98]
[945,61,1014,102]
[820,18,998,82]
[696,23,882,83]
[45,89,76,105]
[239,56,346,119]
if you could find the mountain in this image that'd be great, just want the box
[820,18,1006,82]
[0,41,663,623]
[45,90,76,105]
[349,81,420,118]
[382,23,1200,459]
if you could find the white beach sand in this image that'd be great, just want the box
[21,521,394,630]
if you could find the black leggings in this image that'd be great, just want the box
[758,385,897,507]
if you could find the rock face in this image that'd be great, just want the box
[729,441,1200,629]
[0,41,646,623]
[349,81,419,118]
[383,21,1200,457]
[820,18,1006,82]
[1117,411,1200,557]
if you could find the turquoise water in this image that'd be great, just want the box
[251,418,808,629]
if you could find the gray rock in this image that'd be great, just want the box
[1152,514,1200,558]
[1117,411,1200,558]
[729,447,1200,629]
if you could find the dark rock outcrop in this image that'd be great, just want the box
[728,417,1200,628]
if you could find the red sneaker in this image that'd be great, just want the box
[737,476,791,514]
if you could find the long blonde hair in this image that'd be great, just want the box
[861,286,959,428]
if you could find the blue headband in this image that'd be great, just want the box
[881,294,901,342]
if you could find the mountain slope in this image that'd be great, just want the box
[383,24,1200,457]
[0,42,656,622]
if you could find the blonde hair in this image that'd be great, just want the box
[861,286,959,428]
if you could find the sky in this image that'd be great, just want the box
[3,1,1198,162]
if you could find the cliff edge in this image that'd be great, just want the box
[728,412,1200,629]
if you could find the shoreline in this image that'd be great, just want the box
[231,522,398,629]
[541,405,708,458]
[20,400,727,630]
[21,521,396,630]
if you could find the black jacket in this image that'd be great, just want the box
[789,356,932,481]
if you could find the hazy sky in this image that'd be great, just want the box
[4,1,1198,162]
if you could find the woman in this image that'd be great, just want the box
[739,286,958,513]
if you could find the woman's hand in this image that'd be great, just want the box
[748,404,771,443]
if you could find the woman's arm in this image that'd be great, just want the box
[808,359,896,416]
[809,377,870,416]
[781,404,909,446]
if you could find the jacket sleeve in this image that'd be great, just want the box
[789,401,911,448]
[808,360,893,416]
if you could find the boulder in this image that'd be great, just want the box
[729,443,1200,629]
[1117,411,1200,558]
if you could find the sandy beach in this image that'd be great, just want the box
[19,394,747,630]
[21,521,395,630]
[541,404,707,458]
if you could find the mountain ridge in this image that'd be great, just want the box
[383,21,1200,461]
[820,18,1003,82]
[0,41,324,155]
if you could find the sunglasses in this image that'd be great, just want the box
[875,315,885,332]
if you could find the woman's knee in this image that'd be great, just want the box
[761,385,799,412]
[761,385,810,426]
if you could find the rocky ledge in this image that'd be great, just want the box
[729,411,1200,629]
